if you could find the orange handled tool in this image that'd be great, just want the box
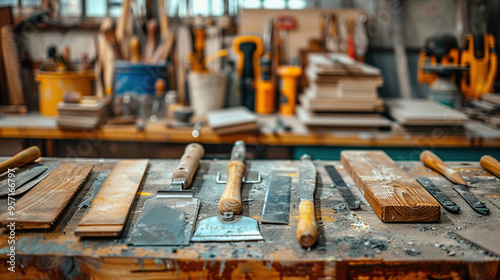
[233,35,264,111]
[219,141,246,214]
[420,150,467,185]
[296,154,317,248]
[277,65,302,115]
[480,155,500,178]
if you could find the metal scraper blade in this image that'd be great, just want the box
[261,176,291,224]
[191,213,263,242]
[0,164,47,196]
[128,194,200,246]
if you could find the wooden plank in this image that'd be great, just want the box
[340,151,440,222]
[0,163,94,229]
[75,159,149,236]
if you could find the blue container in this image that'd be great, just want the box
[114,60,168,95]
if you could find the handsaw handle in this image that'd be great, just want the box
[0,146,41,174]
[481,155,500,178]
[172,143,205,189]
[296,200,317,248]
[218,161,245,214]
[420,150,466,185]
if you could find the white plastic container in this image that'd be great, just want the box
[188,72,227,117]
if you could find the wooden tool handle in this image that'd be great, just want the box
[0,146,41,174]
[481,155,500,178]
[296,200,317,248]
[104,28,122,60]
[157,0,168,39]
[218,161,245,214]
[420,150,466,185]
[130,36,140,63]
[172,143,205,189]
[145,19,157,61]
[154,79,166,98]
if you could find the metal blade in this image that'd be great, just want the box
[230,140,246,162]
[129,196,200,246]
[191,213,263,242]
[324,165,360,210]
[452,184,489,215]
[3,162,60,197]
[298,154,316,202]
[261,176,291,224]
[416,177,460,213]
[216,171,262,184]
[78,171,110,209]
[0,164,47,196]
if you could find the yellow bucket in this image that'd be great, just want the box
[35,71,95,116]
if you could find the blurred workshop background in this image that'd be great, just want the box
[0,0,499,161]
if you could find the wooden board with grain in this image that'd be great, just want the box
[0,163,94,229]
[341,151,440,222]
[75,159,148,236]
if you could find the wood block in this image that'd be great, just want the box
[75,159,148,236]
[0,163,94,229]
[341,151,440,222]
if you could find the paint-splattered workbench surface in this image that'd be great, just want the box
[0,158,499,279]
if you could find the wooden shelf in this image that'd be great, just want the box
[1,114,500,148]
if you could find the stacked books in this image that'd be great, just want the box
[206,106,258,135]
[56,97,110,130]
[298,53,389,130]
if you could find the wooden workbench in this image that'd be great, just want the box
[2,113,500,161]
[0,157,499,279]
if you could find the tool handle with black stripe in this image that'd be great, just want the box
[420,150,466,185]
[296,200,317,248]
[481,155,500,178]
[172,143,205,189]
[0,146,40,174]
[218,161,245,214]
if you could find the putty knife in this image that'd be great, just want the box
[129,143,205,246]
[191,141,263,242]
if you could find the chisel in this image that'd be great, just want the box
[219,141,246,214]
[297,154,318,248]
[480,155,500,178]
[420,150,489,215]
[0,146,40,174]
[420,150,467,185]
